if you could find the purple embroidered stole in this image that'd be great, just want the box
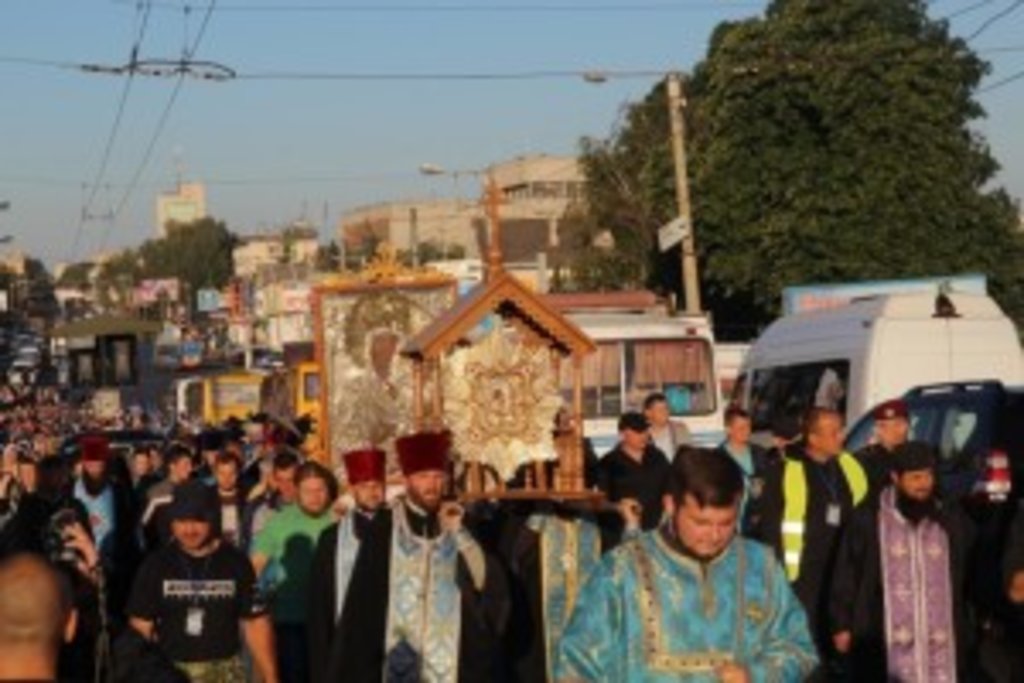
[878,488,957,682]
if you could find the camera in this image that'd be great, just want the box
[43,507,83,566]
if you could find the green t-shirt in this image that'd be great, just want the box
[252,503,333,623]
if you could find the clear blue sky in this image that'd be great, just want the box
[1,0,1023,266]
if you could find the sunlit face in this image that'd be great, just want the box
[666,493,739,560]
[726,416,752,446]
[808,414,844,458]
[274,467,298,503]
[298,476,331,516]
[621,428,650,454]
[893,468,935,502]
[876,418,909,450]
[214,461,239,494]
[352,480,385,513]
[169,456,193,484]
[645,401,670,428]
[1008,570,1024,604]
[132,453,152,479]
[82,460,106,482]
[405,470,447,512]
[172,518,212,553]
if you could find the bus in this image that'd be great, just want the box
[546,292,723,455]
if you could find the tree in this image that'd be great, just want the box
[315,241,340,271]
[138,217,236,307]
[56,262,94,290]
[576,0,1024,335]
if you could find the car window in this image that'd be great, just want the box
[909,393,998,465]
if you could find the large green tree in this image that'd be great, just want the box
[138,217,236,305]
[577,0,1024,336]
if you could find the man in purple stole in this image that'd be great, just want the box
[830,442,974,681]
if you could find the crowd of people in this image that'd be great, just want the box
[0,385,1019,683]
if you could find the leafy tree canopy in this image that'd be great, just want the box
[576,0,1024,336]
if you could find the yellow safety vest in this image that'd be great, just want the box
[781,452,867,582]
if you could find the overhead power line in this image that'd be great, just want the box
[71,0,154,261]
[111,0,761,13]
[99,0,219,252]
[944,0,997,20]
[980,66,1024,91]
[966,0,1024,40]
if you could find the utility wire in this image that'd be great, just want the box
[100,0,219,252]
[111,1,761,13]
[72,0,154,261]
[233,68,668,81]
[945,0,996,20]
[980,66,1024,91]
[966,0,1024,40]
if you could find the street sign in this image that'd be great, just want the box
[658,216,690,252]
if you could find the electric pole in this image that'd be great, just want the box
[667,72,702,315]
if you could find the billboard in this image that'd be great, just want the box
[782,274,987,316]
[133,278,181,305]
[196,288,223,313]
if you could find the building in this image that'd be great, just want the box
[232,224,320,279]
[156,182,207,237]
[337,153,586,265]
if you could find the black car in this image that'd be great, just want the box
[845,380,1023,507]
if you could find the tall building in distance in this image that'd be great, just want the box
[156,181,207,237]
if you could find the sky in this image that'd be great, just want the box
[1,0,1023,267]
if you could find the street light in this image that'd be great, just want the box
[584,71,702,315]
[419,163,486,263]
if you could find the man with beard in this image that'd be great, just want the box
[830,442,974,681]
[73,434,139,616]
[307,448,387,683]
[328,431,509,682]
[127,480,277,682]
[556,449,818,681]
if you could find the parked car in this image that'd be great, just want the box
[845,380,1023,508]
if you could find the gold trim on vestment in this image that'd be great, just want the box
[631,534,739,672]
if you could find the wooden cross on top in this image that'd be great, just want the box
[483,174,507,282]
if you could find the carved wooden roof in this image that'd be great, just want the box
[402,271,596,360]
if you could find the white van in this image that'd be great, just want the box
[733,292,1022,433]
[547,293,724,454]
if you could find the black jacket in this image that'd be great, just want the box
[829,490,976,678]
[327,504,510,683]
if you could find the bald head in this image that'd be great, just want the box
[0,555,73,652]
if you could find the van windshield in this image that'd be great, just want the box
[562,338,716,419]
[749,360,850,432]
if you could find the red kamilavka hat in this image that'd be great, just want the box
[342,448,386,485]
[79,434,111,463]
[395,431,451,476]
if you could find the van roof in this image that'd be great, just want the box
[784,291,1005,323]
[753,292,1008,348]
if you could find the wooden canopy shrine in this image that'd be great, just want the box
[401,269,597,500]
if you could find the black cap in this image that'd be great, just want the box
[618,411,650,433]
[197,430,225,453]
[168,480,218,524]
[892,441,936,474]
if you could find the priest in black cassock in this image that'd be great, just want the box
[307,447,387,683]
[325,431,510,682]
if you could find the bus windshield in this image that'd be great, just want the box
[562,338,716,419]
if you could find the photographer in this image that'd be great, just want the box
[15,455,108,683]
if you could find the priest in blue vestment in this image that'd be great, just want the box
[556,448,818,682]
